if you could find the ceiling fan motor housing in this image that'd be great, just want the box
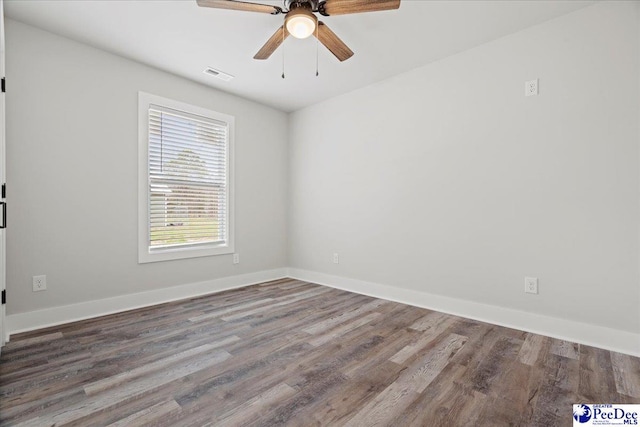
[285,0,319,12]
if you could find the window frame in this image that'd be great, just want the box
[138,92,234,263]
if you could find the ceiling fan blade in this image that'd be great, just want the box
[197,0,282,15]
[254,25,289,60]
[318,0,400,16]
[315,22,354,62]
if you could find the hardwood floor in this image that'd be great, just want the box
[1,279,639,426]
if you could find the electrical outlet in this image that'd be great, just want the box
[33,275,47,292]
[233,253,240,264]
[524,277,538,294]
[333,253,339,264]
[525,79,539,97]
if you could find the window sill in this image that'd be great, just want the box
[138,243,234,264]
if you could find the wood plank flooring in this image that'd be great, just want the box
[1,279,639,426]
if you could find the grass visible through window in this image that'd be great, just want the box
[150,217,221,247]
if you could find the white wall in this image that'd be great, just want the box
[5,19,289,315]
[289,1,640,335]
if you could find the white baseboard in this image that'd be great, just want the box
[6,268,288,341]
[287,268,640,357]
[7,267,639,357]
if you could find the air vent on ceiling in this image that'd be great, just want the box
[203,67,234,82]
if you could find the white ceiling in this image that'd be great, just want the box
[5,0,594,112]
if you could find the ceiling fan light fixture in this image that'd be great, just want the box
[285,8,317,39]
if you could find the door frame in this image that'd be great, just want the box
[0,0,7,349]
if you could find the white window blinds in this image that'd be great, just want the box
[148,105,229,250]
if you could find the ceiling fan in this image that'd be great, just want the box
[196,0,401,62]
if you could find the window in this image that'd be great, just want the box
[138,92,234,263]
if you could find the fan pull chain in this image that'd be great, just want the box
[282,25,286,79]
[315,24,319,77]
